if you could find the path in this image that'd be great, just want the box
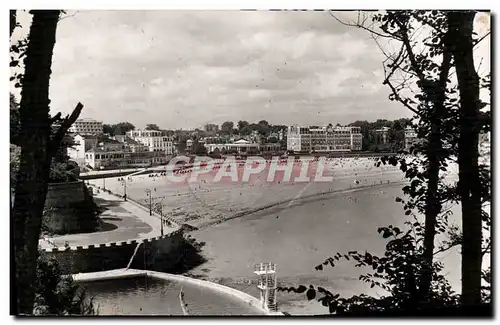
[39,190,179,250]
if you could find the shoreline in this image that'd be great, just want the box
[196,180,407,231]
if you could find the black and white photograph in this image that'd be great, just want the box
[8,4,492,317]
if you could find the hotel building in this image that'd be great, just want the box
[286,125,362,152]
[68,118,104,136]
[126,129,174,154]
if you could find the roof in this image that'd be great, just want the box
[72,133,98,139]
[98,136,121,144]
[234,139,250,144]
[76,118,101,122]
[126,138,142,145]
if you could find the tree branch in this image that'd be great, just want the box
[49,102,83,155]
[329,11,399,39]
[394,18,426,83]
[383,54,421,117]
[481,240,491,257]
[474,31,490,48]
[410,11,443,32]
[49,112,62,123]
[58,10,80,22]
[433,242,460,256]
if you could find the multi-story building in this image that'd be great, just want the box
[68,118,104,136]
[84,148,166,170]
[374,126,391,144]
[287,125,362,153]
[67,134,99,167]
[404,126,419,151]
[204,139,281,154]
[112,135,150,152]
[126,129,174,154]
[69,133,165,170]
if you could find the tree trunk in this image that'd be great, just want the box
[418,46,452,304]
[447,11,483,306]
[10,10,17,37]
[419,121,441,303]
[12,10,60,315]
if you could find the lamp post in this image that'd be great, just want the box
[159,200,164,236]
[149,190,164,236]
[100,166,106,190]
[145,188,156,216]
[121,178,127,201]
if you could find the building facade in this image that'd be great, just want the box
[404,126,419,151]
[68,118,104,136]
[112,135,150,152]
[205,139,281,154]
[374,126,390,144]
[67,134,99,167]
[84,148,166,170]
[287,125,362,152]
[126,129,174,154]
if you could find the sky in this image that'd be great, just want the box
[10,10,490,130]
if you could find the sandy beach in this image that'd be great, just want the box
[90,157,408,229]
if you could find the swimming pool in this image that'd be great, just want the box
[79,271,267,315]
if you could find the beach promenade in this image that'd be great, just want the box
[39,190,179,250]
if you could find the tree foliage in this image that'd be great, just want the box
[349,118,411,151]
[102,122,135,136]
[34,254,96,315]
[279,224,459,314]
[220,121,234,134]
[280,10,491,314]
[145,123,160,131]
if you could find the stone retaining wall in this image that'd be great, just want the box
[44,181,98,234]
[45,181,85,207]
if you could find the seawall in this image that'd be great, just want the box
[41,229,184,274]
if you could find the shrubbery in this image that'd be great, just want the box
[33,254,96,315]
[49,160,80,183]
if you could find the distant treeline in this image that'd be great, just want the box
[348,118,412,152]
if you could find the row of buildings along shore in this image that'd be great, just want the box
[64,118,424,171]
[287,124,422,152]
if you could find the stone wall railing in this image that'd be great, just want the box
[41,229,184,274]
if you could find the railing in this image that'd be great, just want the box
[254,262,277,273]
[126,195,181,228]
[258,278,276,288]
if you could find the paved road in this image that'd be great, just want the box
[39,190,178,249]
[80,168,143,177]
